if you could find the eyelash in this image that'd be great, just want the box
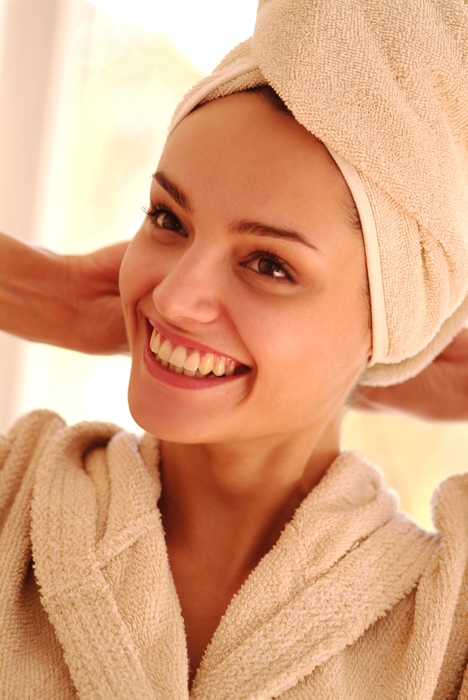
[244,247,293,281]
[142,201,293,282]
[142,202,186,235]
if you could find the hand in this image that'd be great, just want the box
[64,241,130,354]
[351,328,468,421]
[0,233,130,354]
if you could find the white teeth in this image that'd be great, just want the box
[225,360,235,376]
[212,357,226,376]
[169,345,187,368]
[151,331,241,378]
[150,329,162,354]
[198,353,214,375]
[158,339,173,362]
[184,350,200,372]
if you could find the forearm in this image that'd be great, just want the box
[0,232,75,347]
[0,232,129,354]
[350,329,468,422]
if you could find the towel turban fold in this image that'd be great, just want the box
[168,0,468,386]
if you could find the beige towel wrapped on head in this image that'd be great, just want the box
[169,0,468,386]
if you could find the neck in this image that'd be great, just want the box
[158,418,342,583]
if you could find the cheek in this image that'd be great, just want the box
[119,247,139,325]
[119,235,157,338]
[240,290,369,408]
[241,298,359,368]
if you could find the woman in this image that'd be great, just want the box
[1,0,468,698]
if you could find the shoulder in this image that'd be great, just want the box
[432,471,468,539]
[0,410,159,532]
[1,408,66,458]
[0,410,66,525]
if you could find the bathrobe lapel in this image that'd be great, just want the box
[30,423,435,700]
[191,453,436,699]
[30,423,190,700]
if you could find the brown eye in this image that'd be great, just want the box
[256,257,288,278]
[155,211,184,233]
[243,250,293,281]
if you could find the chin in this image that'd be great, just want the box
[126,349,253,443]
[127,388,225,444]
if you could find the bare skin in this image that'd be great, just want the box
[352,328,468,421]
[0,231,129,354]
[159,435,341,684]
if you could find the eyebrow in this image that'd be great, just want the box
[152,170,193,213]
[228,220,319,252]
[152,169,319,252]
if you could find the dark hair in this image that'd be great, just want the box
[245,84,294,117]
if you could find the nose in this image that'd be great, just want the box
[152,245,224,328]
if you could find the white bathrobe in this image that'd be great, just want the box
[1,409,468,699]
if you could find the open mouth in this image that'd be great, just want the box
[148,325,249,379]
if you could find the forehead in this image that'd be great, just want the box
[159,92,352,236]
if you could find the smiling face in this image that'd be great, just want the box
[120,91,371,445]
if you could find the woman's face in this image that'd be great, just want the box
[120,91,371,444]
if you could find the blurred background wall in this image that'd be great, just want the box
[0,0,467,530]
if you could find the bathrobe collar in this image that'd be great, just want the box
[30,422,435,699]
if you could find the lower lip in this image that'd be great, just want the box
[142,326,249,390]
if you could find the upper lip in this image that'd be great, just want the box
[146,316,250,368]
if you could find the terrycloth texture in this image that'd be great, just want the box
[168,0,468,387]
[2,412,468,697]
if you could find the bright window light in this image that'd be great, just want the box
[85,0,257,73]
